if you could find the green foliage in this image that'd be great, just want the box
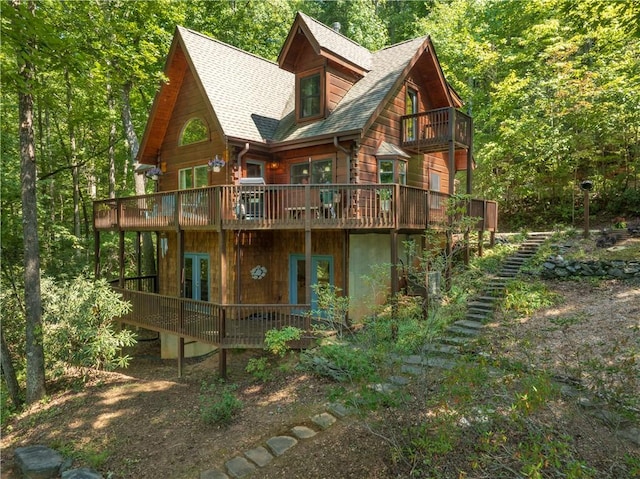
[199,380,243,426]
[311,284,350,336]
[300,341,378,383]
[502,279,560,316]
[41,276,136,375]
[264,326,302,358]
[245,356,273,382]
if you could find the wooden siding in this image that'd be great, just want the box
[139,45,188,164]
[157,68,229,191]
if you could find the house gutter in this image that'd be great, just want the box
[334,136,351,184]
[236,142,250,165]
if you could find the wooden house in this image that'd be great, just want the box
[93,13,497,375]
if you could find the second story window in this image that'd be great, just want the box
[179,165,208,189]
[378,159,407,185]
[179,118,209,146]
[291,159,332,184]
[298,70,323,120]
[405,88,418,141]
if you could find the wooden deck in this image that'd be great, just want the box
[401,107,472,152]
[94,184,497,233]
[114,287,312,349]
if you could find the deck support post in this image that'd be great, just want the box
[177,337,184,378]
[478,230,484,257]
[219,308,227,378]
[305,229,312,305]
[119,230,125,288]
[94,231,101,279]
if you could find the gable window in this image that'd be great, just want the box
[378,159,407,185]
[405,88,418,141]
[291,159,332,184]
[297,69,323,120]
[179,118,209,146]
[179,165,208,189]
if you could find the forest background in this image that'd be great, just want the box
[1,0,639,405]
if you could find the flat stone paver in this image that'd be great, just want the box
[61,469,103,479]
[311,412,337,430]
[400,364,423,375]
[423,357,458,370]
[291,425,317,439]
[225,456,256,478]
[327,402,350,418]
[388,375,410,386]
[266,436,298,456]
[454,319,483,329]
[200,470,229,479]
[244,446,273,467]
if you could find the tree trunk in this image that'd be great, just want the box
[16,0,46,404]
[108,82,116,199]
[121,82,156,276]
[0,329,23,409]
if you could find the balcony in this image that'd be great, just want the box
[401,107,472,152]
[94,185,497,233]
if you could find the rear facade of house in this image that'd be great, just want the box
[93,13,497,372]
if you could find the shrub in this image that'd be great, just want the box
[199,381,243,425]
[40,276,136,377]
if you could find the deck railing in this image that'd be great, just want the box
[401,107,472,151]
[95,184,496,232]
[113,288,311,348]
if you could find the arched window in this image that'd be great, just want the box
[179,118,209,146]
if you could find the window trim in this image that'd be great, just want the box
[179,165,209,190]
[179,117,209,147]
[291,158,333,184]
[377,158,407,185]
[296,67,325,122]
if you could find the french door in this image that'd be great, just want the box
[289,254,333,310]
[184,253,209,301]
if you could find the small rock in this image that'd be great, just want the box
[14,445,64,479]
[311,412,337,430]
[266,436,297,456]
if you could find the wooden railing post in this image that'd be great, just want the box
[219,307,227,378]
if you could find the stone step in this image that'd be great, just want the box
[440,335,470,346]
[467,302,494,310]
[466,313,489,322]
[475,296,500,302]
[422,343,459,356]
[454,319,483,330]
[447,325,481,336]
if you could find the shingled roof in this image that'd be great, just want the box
[287,11,373,72]
[178,27,292,143]
[174,16,432,146]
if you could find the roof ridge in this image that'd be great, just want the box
[177,25,279,67]
[375,35,429,53]
[296,11,371,53]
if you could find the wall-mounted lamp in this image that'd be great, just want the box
[268,160,280,170]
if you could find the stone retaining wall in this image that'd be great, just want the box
[540,256,640,280]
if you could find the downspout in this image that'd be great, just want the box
[236,142,250,179]
[334,136,350,184]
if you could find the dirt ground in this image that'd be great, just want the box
[1,262,639,478]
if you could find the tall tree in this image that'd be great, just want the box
[13,0,46,403]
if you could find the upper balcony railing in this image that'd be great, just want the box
[401,107,472,152]
[93,184,497,233]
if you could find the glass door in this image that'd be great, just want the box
[184,253,209,301]
[289,255,333,310]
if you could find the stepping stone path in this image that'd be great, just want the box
[197,233,554,479]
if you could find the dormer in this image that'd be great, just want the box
[278,12,372,123]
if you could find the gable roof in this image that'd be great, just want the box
[278,12,372,74]
[138,14,462,162]
[272,36,428,143]
[178,27,293,143]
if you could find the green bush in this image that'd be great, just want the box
[41,276,136,376]
[300,342,378,382]
[245,356,272,381]
[199,381,243,425]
